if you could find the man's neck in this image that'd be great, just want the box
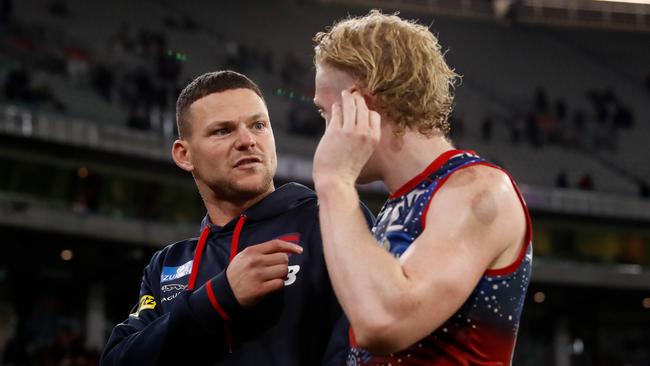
[200,187,274,227]
[378,129,455,194]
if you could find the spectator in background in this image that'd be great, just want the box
[280,52,306,87]
[526,113,543,147]
[571,109,587,148]
[509,112,525,144]
[578,173,594,191]
[481,116,493,142]
[555,171,568,189]
[64,47,91,85]
[90,64,114,102]
[3,67,30,101]
[3,67,65,111]
[127,104,150,130]
[612,104,633,129]
[534,87,549,114]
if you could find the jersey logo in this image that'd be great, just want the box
[161,283,187,292]
[160,260,193,283]
[284,265,300,286]
[129,295,156,318]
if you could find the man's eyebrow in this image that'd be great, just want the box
[246,113,267,121]
[204,113,269,129]
[205,119,235,129]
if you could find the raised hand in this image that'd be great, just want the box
[313,90,381,188]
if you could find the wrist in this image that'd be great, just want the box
[315,176,359,206]
[315,175,354,195]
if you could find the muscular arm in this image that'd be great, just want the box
[316,165,526,354]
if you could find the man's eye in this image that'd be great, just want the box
[253,122,266,130]
[214,128,229,136]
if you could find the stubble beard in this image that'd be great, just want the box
[209,167,275,203]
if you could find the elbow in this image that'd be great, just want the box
[351,283,461,355]
[351,316,412,355]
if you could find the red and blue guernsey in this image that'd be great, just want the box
[348,149,533,366]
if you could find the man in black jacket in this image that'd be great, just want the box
[101,71,369,365]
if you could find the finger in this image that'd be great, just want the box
[259,264,289,281]
[352,92,369,131]
[329,102,343,129]
[255,240,303,255]
[259,278,285,294]
[341,90,356,130]
[260,252,290,266]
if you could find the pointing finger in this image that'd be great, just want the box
[256,240,303,255]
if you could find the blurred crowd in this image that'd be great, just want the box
[0,0,647,201]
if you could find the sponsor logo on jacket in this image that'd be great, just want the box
[129,295,156,318]
[161,283,187,292]
[284,265,300,286]
[161,292,182,303]
[160,260,193,283]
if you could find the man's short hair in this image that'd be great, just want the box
[176,70,265,138]
[314,10,459,136]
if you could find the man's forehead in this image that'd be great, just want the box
[316,64,355,90]
[187,92,268,128]
[191,90,265,112]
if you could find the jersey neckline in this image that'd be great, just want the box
[388,149,469,199]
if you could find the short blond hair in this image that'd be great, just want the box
[314,10,459,136]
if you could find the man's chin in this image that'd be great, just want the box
[211,176,274,201]
[235,182,272,197]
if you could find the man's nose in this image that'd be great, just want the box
[234,125,255,149]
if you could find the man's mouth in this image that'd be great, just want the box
[234,156,262,168]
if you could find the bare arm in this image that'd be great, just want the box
[317,166,526,353]
[313,91,526,354]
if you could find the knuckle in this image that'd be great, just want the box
[252,268,263,281]
[249,256,261,267]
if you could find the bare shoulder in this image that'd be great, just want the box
[435,165,519,220]
[426,164,525,252]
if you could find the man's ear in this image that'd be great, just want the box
[362,93,379,111]
[172,139,193,172]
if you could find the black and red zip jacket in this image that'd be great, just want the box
[100,183,374,366]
